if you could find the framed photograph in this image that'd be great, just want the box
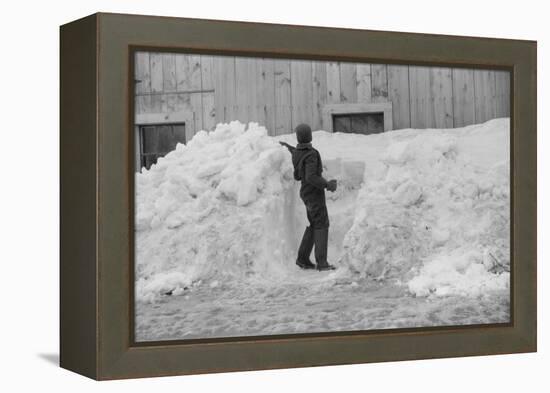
[60,13,536,380]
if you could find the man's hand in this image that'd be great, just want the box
[326,179,337,192]
[279,141,296,153]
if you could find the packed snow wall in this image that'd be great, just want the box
[135,119,510,302]
[136,123,294,302]
[338,120,510,297]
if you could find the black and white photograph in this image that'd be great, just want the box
[133,51,511,342]
[2,0,545,386]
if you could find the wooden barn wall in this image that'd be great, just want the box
[135,52,510,138]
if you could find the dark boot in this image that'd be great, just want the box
[314,228,336,271]
[296,227,316,269]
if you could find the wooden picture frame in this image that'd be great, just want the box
[60,12,537,380]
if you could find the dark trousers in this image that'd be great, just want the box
[297,198,329,264]
[304,198,329,230]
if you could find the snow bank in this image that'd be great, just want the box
[135,119,510,302]
[339,119,510,297]
[135,122,299,302]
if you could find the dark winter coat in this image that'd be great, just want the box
[291,143,330,229]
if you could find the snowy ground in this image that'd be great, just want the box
[135,119,510,341]
[136,279,509,341]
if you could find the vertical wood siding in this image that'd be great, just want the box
[339,63,358,103]
[291,60,313,129]
[387,65,411,130]
[356,64,372,103]
[311,61,328,131]
[326,61,341,104]
[474,69,497,123]
[409,66,454,129]
[452,68,476,127]
[200,55,216,132]
[371,64,389,103]
[495,71,511,119]
[135,52,511,140]
[213,56,236,124]
[255,58,276,133]
[274,59,292,136]
[162,53,177,93]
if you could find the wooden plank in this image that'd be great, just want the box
[247,58,260,124]
[339,62,357,103]
[136,111,196,125]
[176,93,197,142]
[312,61,327,130]
[200,55,215,90]
[150,53,164,93]
[387,65,410,130]
[202,91,216,131]
[452,68,475,127]
[135,95,151,115]
[162,53,177,93]
[190,92,204,134]
[176,54,202,92]
[235,57,257,124]
[409,66,453,128]
[135,52,151,94]
[473,69,497,123]
[162,93,177,114]
[234,57,247,123]
[274,59,292,135]
[290,60,313,131]
[326,62,341,104]
[371,64,388,103]
[133,51,160,115]
[150,94,163,113]
[175,93,192,115]
[356,64,372,102]
[255,58,276,132]
[431,67,454,128]
[495,70,511,118]
[213,56,236,123]
[201,55,216,131]
[409,66,431,128]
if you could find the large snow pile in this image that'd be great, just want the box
[135,119,510,302]
[135,122,301,302]
[339,120,510,297]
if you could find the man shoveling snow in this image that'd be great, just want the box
[281,124,338,271]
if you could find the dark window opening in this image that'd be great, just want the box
[139,123,186,170]
[332,112,384,135]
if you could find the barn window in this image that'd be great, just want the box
[322,102,393,134]
[138,123,186,170]
[332,112,385,134]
